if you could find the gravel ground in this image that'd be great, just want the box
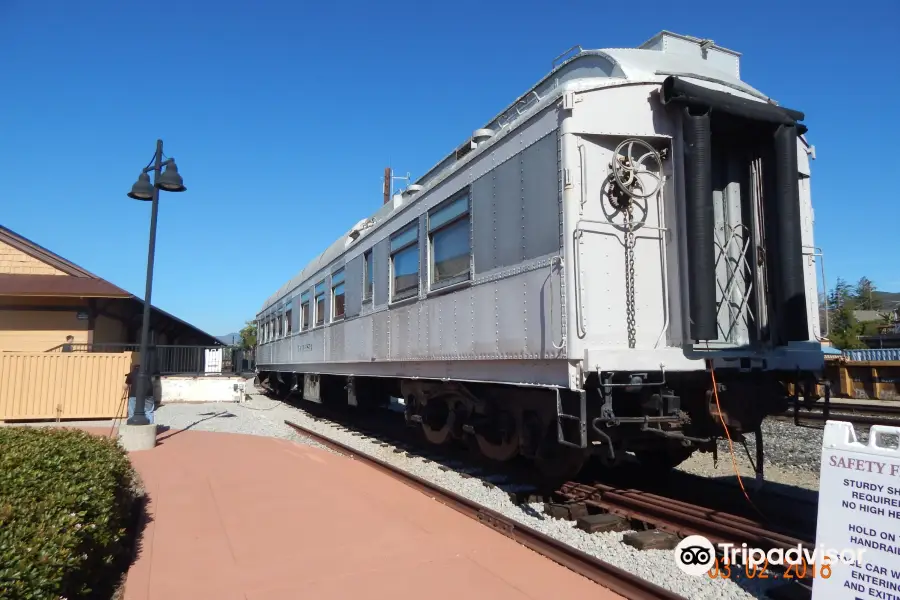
[677,416,900,497]
[152,400,339,454]
[155,392,784,600]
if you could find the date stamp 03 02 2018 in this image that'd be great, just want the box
[674,535,866,580]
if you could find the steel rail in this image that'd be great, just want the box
[779,401,900,427]
[557,482,811,552]
[786,401,900,417]
[284,419,685,600]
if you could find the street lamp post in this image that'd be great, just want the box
[126,139,186,426]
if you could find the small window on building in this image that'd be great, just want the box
[285,302,293,335]
[332,268,345,320]
[300,291,310,331]
[429,191,471,288]
[315,280,326,326]
[390,221,419,302]
[363,250,373,302]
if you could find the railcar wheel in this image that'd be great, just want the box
[534,427,587,483]
[475,430,519,462]
[420,398,453,446]
[473,410,519,462]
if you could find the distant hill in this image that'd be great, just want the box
[216,333,240,345]
[874,291,900,309]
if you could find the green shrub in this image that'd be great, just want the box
[0,427,140,600]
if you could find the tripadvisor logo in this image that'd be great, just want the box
[674,535,716,576]
[674,534,868,577]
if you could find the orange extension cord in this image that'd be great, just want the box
[707,352,767,520]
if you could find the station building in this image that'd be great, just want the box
[0,224,218,352]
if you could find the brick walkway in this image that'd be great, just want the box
[121,429,623,600]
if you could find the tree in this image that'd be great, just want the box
[854,277,881,310]
[828,277,855,310]
[826,277,865,350]
[238,320,257,350]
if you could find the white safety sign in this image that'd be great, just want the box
[812,421,900,600]
[204,348,222,374]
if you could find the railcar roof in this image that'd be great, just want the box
[258,31,769,315]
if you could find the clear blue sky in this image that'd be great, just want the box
[1,0,897,336]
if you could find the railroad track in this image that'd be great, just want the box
[282,394,819,532]
[284,419,685,600]
[554,482,811,554]
[284,410,819,599]
[279,395,819,537]
[777,399,900,427]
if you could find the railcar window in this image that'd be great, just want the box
[332,268,346,320]
[390,221,419,302]
[300,291,310,331]
[363,250,373,302]
[285,302,293,335]
[429,192,471,287]
[274,313,281,338]
[315,281,326,326]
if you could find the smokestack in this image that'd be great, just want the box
[383,167,391,205]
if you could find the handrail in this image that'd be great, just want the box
[572,230,587,338]
[549,256,567,350]
[802,245,828,339]
[578,144,587,213]
[552,45,583,69]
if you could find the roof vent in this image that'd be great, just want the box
[455,139,476,160]
[639,30,741,78]
[402,184,423,197]
[473,128,494,146]
[348,217,376,241]
[391,192,404,208]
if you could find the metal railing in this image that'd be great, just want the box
[843,348,900,362]
[46,343,141,353]
[44,343,256,375]
[152,345,255,376]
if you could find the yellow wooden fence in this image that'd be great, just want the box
[787,358,900,401]
[0,352,135,421]
[826,360,900,401]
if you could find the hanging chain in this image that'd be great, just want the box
[624,202,637,349]
[610,139,664,352]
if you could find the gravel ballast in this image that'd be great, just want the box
[677,416,900,495]
[154,393,791,600]
[152,400,339,454]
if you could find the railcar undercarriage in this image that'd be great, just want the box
[255,367,816,483]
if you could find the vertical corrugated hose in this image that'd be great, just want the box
[682,107,718,341]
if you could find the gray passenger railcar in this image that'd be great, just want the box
[255,31,826,480]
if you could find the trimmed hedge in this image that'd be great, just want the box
[0,427,140,600]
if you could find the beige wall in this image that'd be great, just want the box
[92,313,126,345]
[0,310,88,352]
[0,240,66,276]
